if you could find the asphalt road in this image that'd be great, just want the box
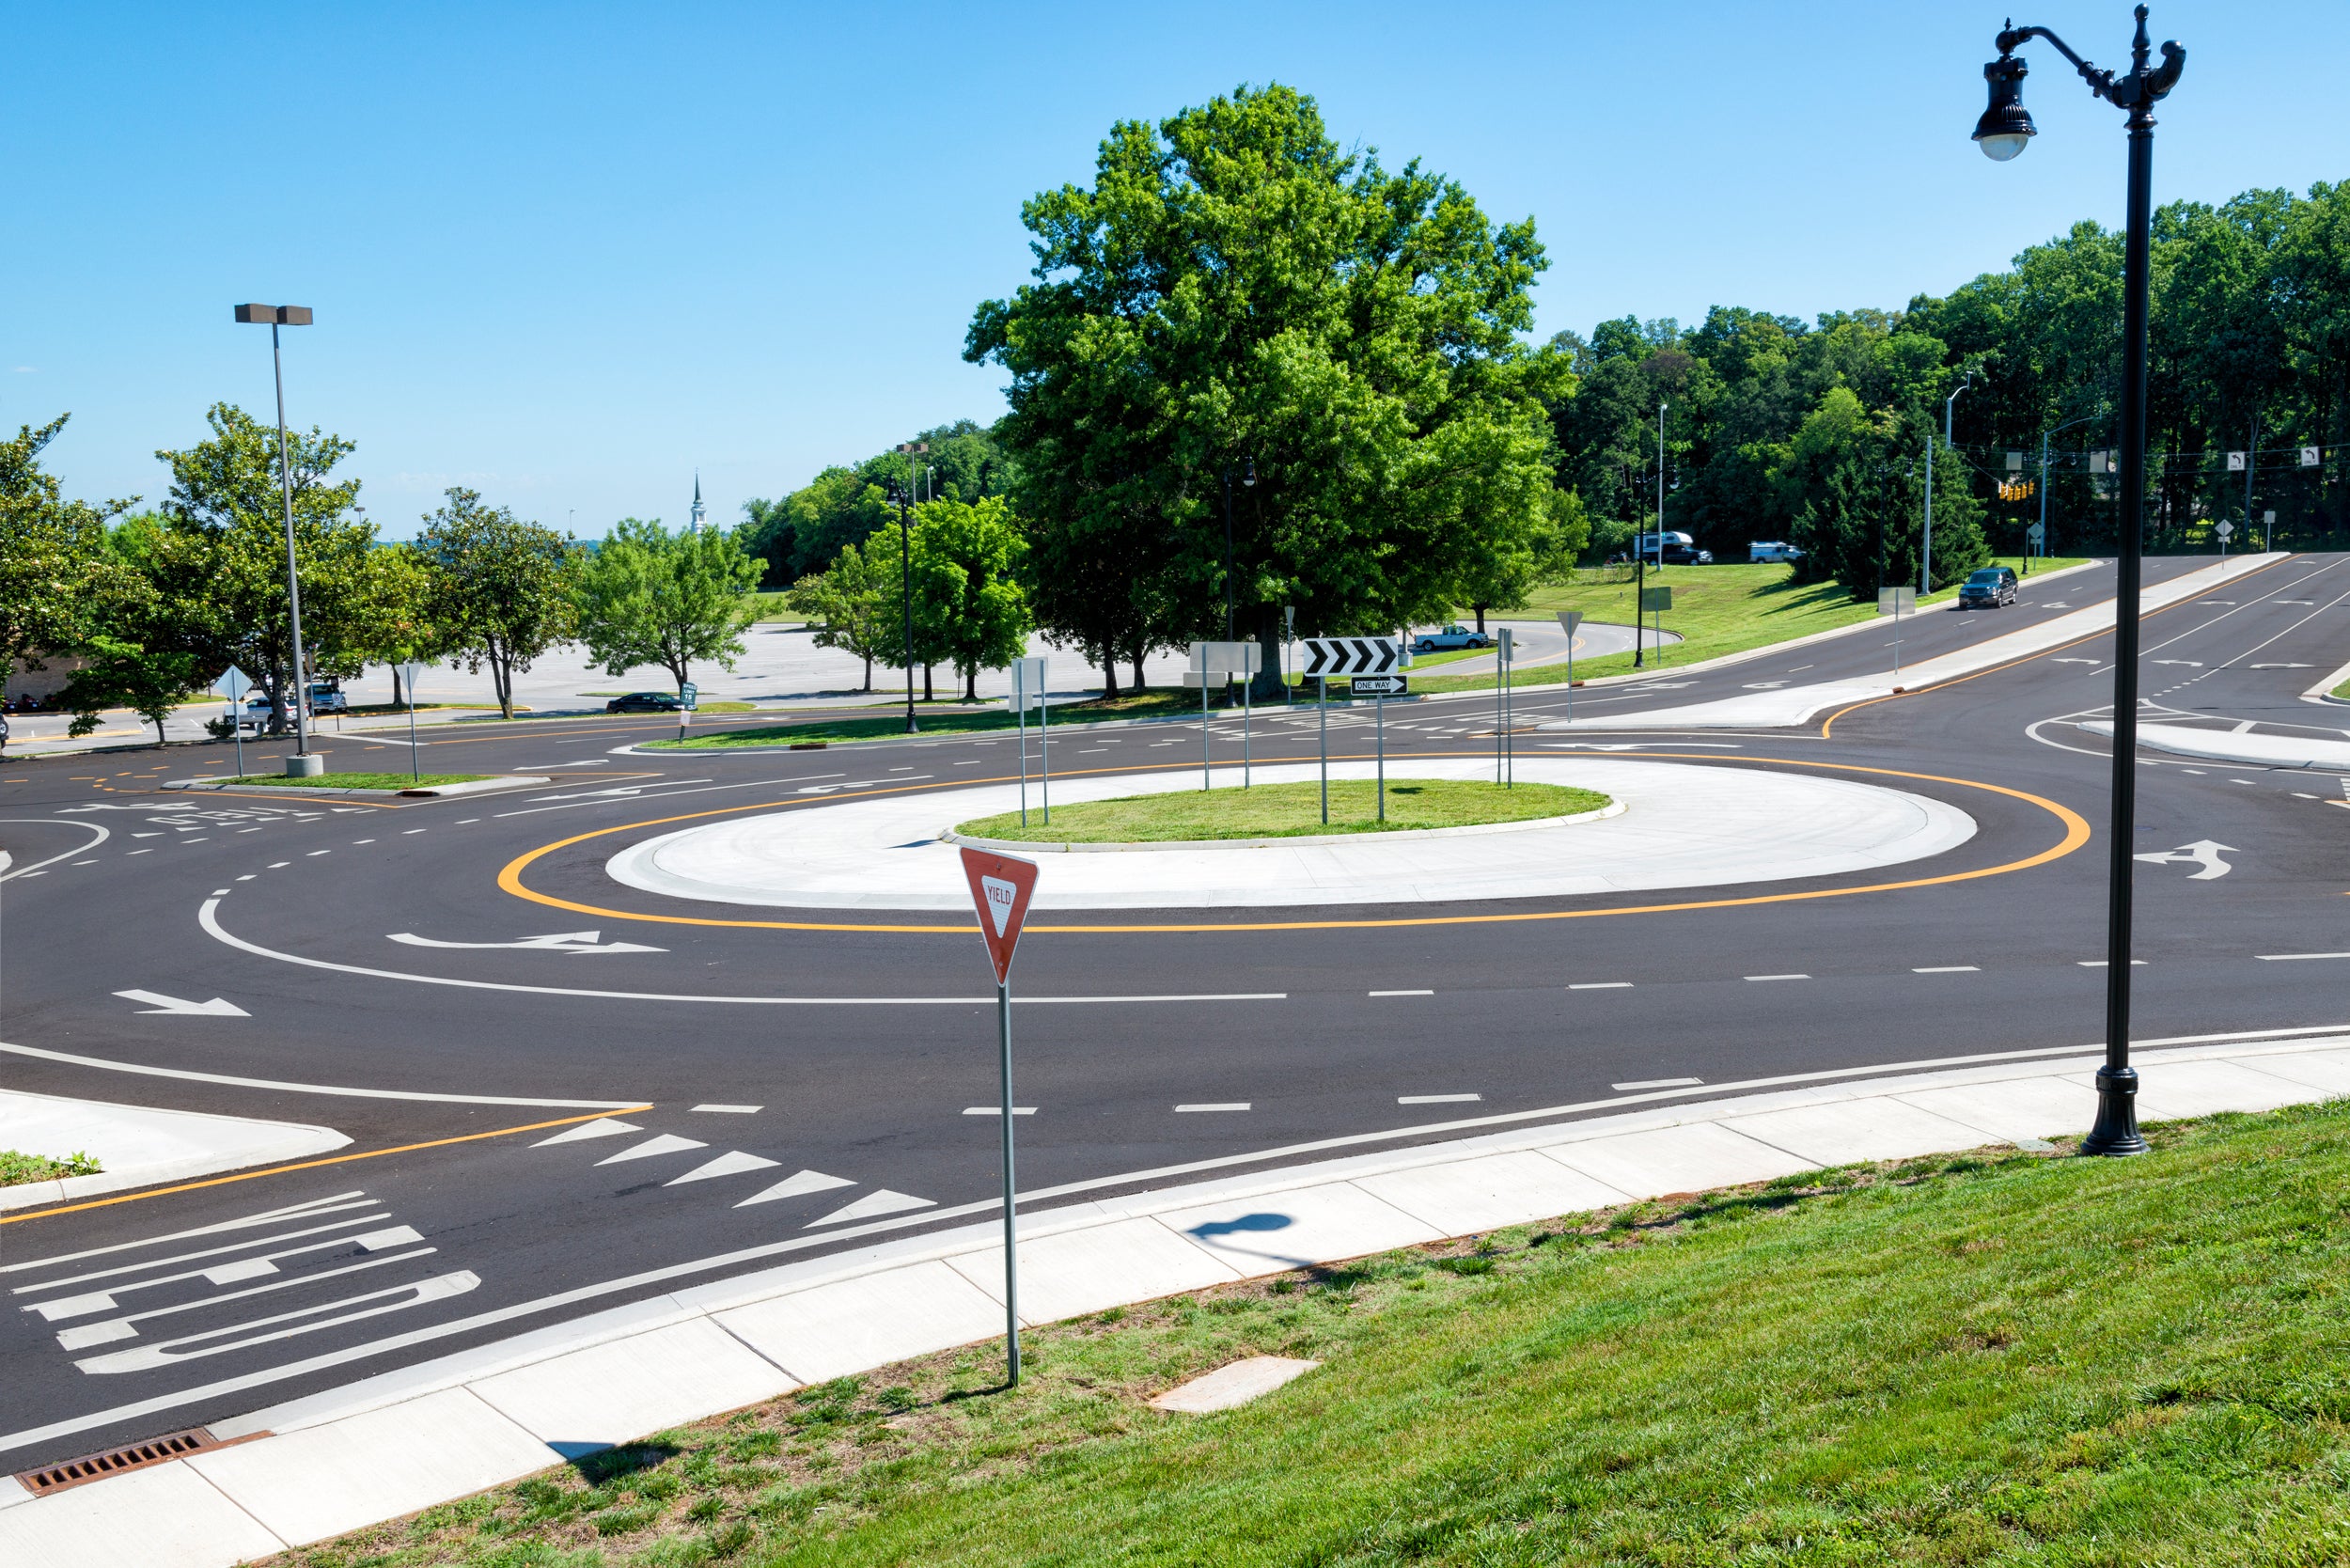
[2,551,2345,1469]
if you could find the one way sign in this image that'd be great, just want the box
[1302,637,1400,677]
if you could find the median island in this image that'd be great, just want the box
[952,778,1609,844]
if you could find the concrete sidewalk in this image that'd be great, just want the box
[0,1090,348,1213]
[7,1027,2346,1568]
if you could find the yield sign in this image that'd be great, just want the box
[959,845,1040,983]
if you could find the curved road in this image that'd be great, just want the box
[1,552,2343,1466]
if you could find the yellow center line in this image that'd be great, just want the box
[0,1105,652,1224]
[495,754,2092,934]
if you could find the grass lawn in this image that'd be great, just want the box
[225,772,491,790]
[277,1099,2350,1568]
[0,1149,99,1186]
[954,778,1608,842]
[1412,556,2090,695]
[751,591,807,625]
[2333,674,2349,700]
[649,691,1207,749]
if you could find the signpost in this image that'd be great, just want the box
[212,665,251,777]
[1556,610,1585,722]
[2216,517,2233,573]
[1495,628,1514,787]
[2264,509,2277,552]
[1877,587,1915,682]
[1638,586,1672,666]
[677,682,698,743]
[1300,637,1404,822]
[1008,656,1048,825]
[1186,641,1261,789]
[2025,521,2044,574]
[957,845,1039,1388]
[395,660,429,781]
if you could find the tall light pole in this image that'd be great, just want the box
[2040,413,2097,568]
[1653,401,1668,659]
[1975,5,2185,1156]
[234,304,316,764]
[1220,457,1256,698]
[1925,373,1970,594]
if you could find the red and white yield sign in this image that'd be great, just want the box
[958,845,1039,984]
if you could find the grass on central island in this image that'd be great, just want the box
[953,777,1608,842]
[272,1100,2350,1568]
[221,772,490,790]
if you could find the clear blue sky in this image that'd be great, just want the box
[9,2,2342,541]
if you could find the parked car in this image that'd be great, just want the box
[1411,624,1495,652]
[306,683,349,714]
[1626,531,1712,565]
[606,692,685,713]
[1749,541,1804,563]
[0,712,9,750]
[1957,566,2019,608]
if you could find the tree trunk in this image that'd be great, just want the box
[923,664,933,702]
[1098,645,1120,700]
[861,651,871,692]
[1249,610,1285,702]
[964,664,978,701]
[1131,649,1146,694]
[391,666,404,710]
[1473,604,1487,633]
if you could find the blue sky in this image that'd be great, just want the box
[9,2,2343,541]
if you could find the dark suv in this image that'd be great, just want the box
[1957,566,2019,609]
[606,692,685,713]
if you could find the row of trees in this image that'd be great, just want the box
[1553,182,2350,592]
[1,404,767,741]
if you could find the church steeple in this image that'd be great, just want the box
[691,472,706,533]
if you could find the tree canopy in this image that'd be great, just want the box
[573,518,763,692]
[966,83,1570,694]
[415,487,580,719]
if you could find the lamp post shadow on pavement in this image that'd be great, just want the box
[1974,5,2185,1155]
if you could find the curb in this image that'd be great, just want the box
[160,776,550,798]
[940,798,1625,854]
[0,1090,350,1213]
[9,1026,2346,1568]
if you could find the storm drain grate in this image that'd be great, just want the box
[14,1426,233,1496]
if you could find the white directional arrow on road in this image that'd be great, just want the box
[387,931,669,955]
[2132,839,2236,880]
[115,989,250,1016]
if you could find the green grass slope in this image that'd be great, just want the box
[279,1100,2350,1567]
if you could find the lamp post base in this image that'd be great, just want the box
[2079,1063,2149,1156]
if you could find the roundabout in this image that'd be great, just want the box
[602,757,1979,911]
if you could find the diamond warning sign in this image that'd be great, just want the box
[958,845,1039,983]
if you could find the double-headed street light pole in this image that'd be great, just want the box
[1220,458,1256,698]
[1975,5,2185,1156]
[234,304,315,760]
[1925,373,1971,593]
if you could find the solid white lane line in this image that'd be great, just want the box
[1176,1103,1251,1112]
[1370,989,1434,996]
[690,1104,763,1113]
[1745,973,1810,981]
[963,1106,1036,1115]
[1913,965,1981,973]
[200,894,1284,1009]
[1398,1093,1480,1105]
[0,1040,639,1107]
[1612,1077,1702,1091]
[1568,982,1633,990]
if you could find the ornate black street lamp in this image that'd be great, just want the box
[1974,7,2184,1156]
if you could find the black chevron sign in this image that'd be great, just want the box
[1301,637,1400,677]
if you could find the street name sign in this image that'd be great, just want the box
[1301,637,1400,677]
[1351,674,1407,698]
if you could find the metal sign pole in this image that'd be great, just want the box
[1375,694,1386,822]
[1318,674,1328,823]
[996,976,1020,1386]
[1242,652,1252,789]
[1503,633,1514,788]
[232,694,244,776]
[1039,666,1050,826]
[1199,646,1210,791]
[1016,662,1028,827]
